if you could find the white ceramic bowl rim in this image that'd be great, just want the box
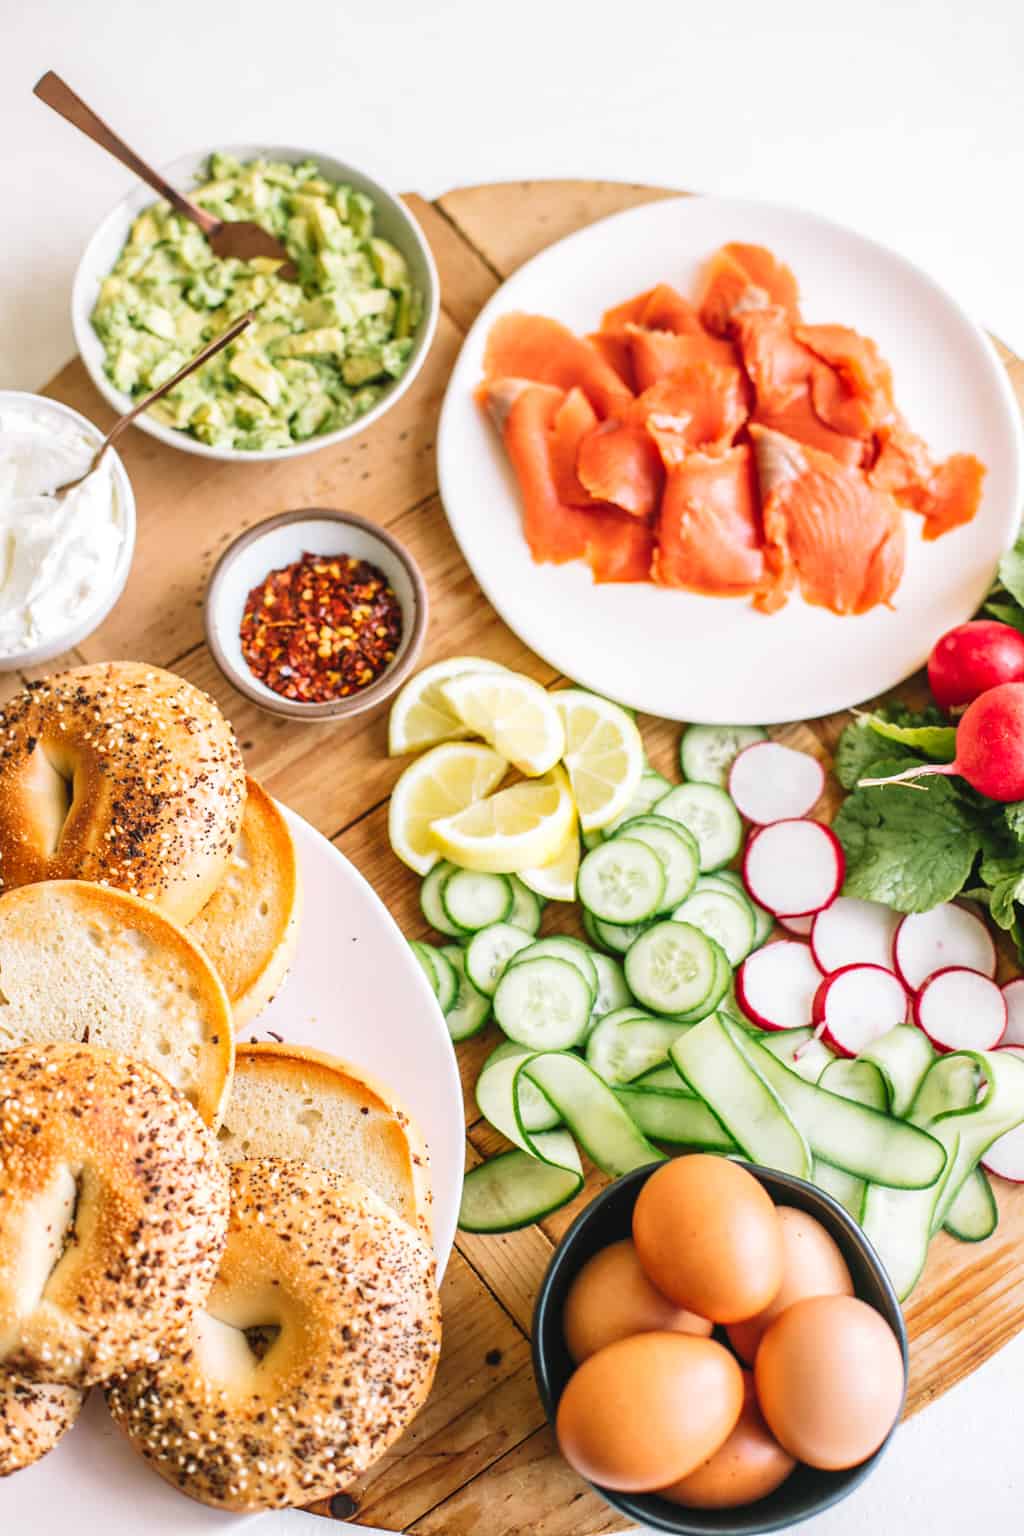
[71,142,440,463]
[0,389,137,667]
[205,506,428,719]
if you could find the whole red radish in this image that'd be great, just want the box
[861,682,1024,802]
[928,621,1024,712]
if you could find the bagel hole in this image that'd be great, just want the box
[28,750,77,856]
[243,1324,281,1361]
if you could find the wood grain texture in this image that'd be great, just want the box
[32,181,1024,1534]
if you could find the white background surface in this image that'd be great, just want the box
[2,1,1024,1532]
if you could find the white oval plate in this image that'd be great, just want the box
[438,196,1023,723]
[0,804,462,1535]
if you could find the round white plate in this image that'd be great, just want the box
[0,804,462,1535]
[437,196,1023,723]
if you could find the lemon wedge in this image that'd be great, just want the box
[388,656,508,755]
[388,742,507,875]
[440,672,565,777]
[554,689,644,832]
[519,831,581,902]
[431,765,575,873]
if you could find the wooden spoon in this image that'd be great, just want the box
[52,311,255,497]
[34,72,299,280]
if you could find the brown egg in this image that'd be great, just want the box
[661,1371,796,1509]
[632,1155,784,1323]
[556,1332,744,1492]
[727,1207,854,1363]
[563,1239,713,1363]
[755,1295,904,1470]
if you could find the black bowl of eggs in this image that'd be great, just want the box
[532,1155,907,1535]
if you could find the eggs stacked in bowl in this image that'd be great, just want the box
[533,1155,907,1535]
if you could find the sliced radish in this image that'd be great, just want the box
[811,964,908,1058]
[983,1046,1024,1181]
[728,742,826,825]
[914,967,1007,1053]
[778,912,814,936]
[1001,979,1024,1046]
[893,904,997,992]
[742,819,844,918]
[736,941,823,1031]
[811,896,901,975]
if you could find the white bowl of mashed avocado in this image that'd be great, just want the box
[72,145,439,461]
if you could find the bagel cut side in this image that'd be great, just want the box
[107,1158,441,1511]
[0,1044,229,1387]
[0,881,234,1127]
[0,1374,83,1477]
[217,1043,432,1240]
[0,662,246,925]
[189,778,302,1028]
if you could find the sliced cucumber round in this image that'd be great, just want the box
[586,1012,689,1085]
[588,912,653,954]
[671,887,756,966]
[507,876,544,935]
[600,767,673,838]
[625,920,719,1016]
[700,869,774,949]
[589,951,633,1024]
[508,936,598,1002]
[613,815,700,911]
[680,723,767,788]
[670,938,732,1022]
[409,940,458,1013]
[441,868,513,931]
[654,783,743,872]
[419,861,466,938]
[440,944,491,1040]
[464,922,534,997]
[493,957,594,1050]
[578,838,666,924]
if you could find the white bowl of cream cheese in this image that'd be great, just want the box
[0,391,135,669]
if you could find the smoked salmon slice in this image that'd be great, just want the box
[583,509,656,582]
[754,393,867,469]
[638,284,705,335]
[480,379,589,563]
[870,422,985,540]
[795,324,895,411]
[484,312,634,418]
[699,243,802,336]
[586,331,636,391]
[577,417,666,518]
[751,426,906,616]
[735,309,870,462]
[576,364,747,516]
[628,326,738,390]
[550,387,604,506]
[649,436,767,596]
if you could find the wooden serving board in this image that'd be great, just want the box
[27,181,1024,1535]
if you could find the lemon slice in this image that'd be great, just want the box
[389,742,507,874]
[388,656,508,755]
[431,765,575,873]
[554,688,645,832]
[519,831,580,902]
[440,672,566,777]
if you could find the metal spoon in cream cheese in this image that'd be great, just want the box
[0,400,123,656]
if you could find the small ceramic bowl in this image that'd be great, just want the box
[205,507,427,720]
[532,1161,907,1536]
[72,143,439,463]
[0,390,136,671]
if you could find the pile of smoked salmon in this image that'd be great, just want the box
[477,243,986,616]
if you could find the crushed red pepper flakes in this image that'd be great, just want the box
[239,551,403,704]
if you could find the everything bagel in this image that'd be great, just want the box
[107,1158,442,1511]
[0,1374,83,1477]
[0,662,246,925]
[0,1044,229,1387]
